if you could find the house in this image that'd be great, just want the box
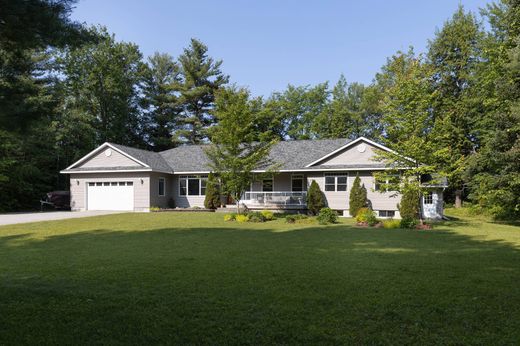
[60,137,447,219]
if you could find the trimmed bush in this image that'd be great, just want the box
[400,217,418,229]
[349,175,367,217]
[204,173,221,209]
[317,207,338,225]
[307,180,325,215]
[150,206,161,212]
[382,219,401,229]
[355,207,378,226]
[235,214,249,223]
[398,186,420,220]
[260,210,274,221]
[247,211,266,223]
[224,213,236,221]
[285,214,310,224]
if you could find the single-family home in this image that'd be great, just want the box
[60,137,447,219]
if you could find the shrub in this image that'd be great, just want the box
[260,210,274,221]
[317,207,338,225]
[235,214,249,223]
[398,185,420,220]
[150,206,161,212]
[355,207,378,226]
[167,198,175,209]
[382,219,401,229]
[285,214,310,224]
[224,213,236,221]
[400,217,418,229]
[247,211,266,223]
[307,180,325,215]
[204,173,221,209]
[349,175,367,216]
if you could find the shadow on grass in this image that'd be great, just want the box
[0,222,519,344]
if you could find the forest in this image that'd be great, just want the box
[0,0,519,220]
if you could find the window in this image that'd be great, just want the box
[158,178,165,196]
[324,173,348,192]
[179,175,208,196]
[378,210,395,218]
[423,192,433,204]
[262,178,273,192]
[374,174,399,192]
[292,174,304,192]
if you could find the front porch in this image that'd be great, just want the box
[241,191,307,210]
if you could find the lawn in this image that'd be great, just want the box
[0,211,519,345]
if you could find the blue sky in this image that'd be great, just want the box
[71,0,490,97]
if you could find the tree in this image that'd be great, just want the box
[60,26,146,147]
[205,87,277,213]
[427,5,484,208]
[141,52,181,150]
[307,180,325,215]
[465,0,520,219]
[398,183,421,220]
[267,83,329,140]
[204,172,221,209]
[374,50,444,222]
[349,175,367,216]
[174,39,229,144]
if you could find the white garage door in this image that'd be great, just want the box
[87,182,134,211]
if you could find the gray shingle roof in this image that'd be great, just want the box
[109,143,173,172]
[158,138,351,172]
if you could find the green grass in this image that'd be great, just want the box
[0,211,519,344]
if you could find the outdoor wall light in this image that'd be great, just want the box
[140,178,144,184]
[76,180,79,185]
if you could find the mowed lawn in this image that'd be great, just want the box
[0,211,519,345]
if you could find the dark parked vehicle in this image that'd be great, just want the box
[40,191,70,210]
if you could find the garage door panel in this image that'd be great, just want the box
[87,182,134,211]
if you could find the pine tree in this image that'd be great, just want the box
[141,52,181,151]
[307,180,325,215]
[174,39,229,144]
[349,175,367,216]
[204,172,221,209]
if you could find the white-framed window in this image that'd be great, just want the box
[374,174,400,192]
[423,192,433,204]
[291,174,304,192]
[262,177,273,192]
[179,175,208,196]
[324,173,348,192]
[378,210,396,218]
[158,178,165,196]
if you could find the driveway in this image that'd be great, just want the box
[0,211,123,226]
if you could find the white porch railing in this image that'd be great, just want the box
[242,191,307,208]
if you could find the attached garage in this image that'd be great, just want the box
[87,181,134,211]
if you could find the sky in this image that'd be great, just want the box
[70,0,490,97]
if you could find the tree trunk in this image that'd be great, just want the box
[455,190,462,208]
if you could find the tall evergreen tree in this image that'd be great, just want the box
[60,26,146,148]
[466,0,520,219]
[349,175,368,216]
[174,39,229,144]
[427,5,484,207]
[141,52,181,150]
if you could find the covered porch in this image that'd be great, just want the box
[241,173,308,210]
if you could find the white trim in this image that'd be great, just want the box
[61,168,154,174]
[173,167,398,175]
[64,142,150,170]
[304,137,400,168]
[158,177,165,197]
[323,172,349,192]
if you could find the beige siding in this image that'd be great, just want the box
[306,170,401,213]
[69,172,150,212]
[172,175,205,208]
[80,147,143,168]
[149,173,174,208]
[316,141,379,166]
[250,173,298,191]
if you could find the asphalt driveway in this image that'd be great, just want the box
[0,211,123,226]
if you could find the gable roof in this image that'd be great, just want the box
[62,137,396,174]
